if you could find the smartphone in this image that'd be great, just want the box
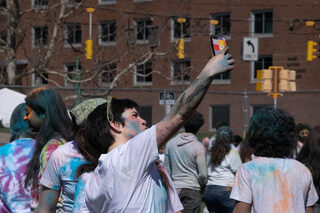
[210,35,227,56]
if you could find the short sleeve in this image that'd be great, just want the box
[230,166,252,204]
[306,174,319,207]
[229,149,243,173]
[40,148,61,191]
[121,125,159,178]
[40,138,65,175]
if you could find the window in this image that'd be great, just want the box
[65,62,81,86]
[32,72,49,86]
[15,64,28,85]
[171,17,191,40]
[33,26,48,47]
[135,59,152,85]
[210,13,231,36]
[134,18,152,42]
[100,62,117,85]
[252,55,272,80]
[33,0,48,7]
[65,23,81,45]
[171,59,190,84]
[138,106,152,128]
[99,0,116,4]
[213,71,231,83]
[99,21,116,44]
[68,0,81,6]
[210,105,230,130]
[252,10,273,34]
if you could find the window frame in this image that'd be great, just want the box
[64,62,81,87]
[64,23,82,47]
[98,0,116,5]
[99,61,117,86]
[251,55,273,82]
[251,9,273,37]
[134,18,152,44]
[170,58,191,85]
[32,0,48,9]
[32,71,49,86]
[32,26,48,48]
[99,20,117,46]
[134,59,152,86]
[210,12,231,39]
[170,16,191,42]
[209,105,230,131]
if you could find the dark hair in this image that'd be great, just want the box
[297,123,311,133]
[239,138,252,163]
[10,103,31,141]
[296,123,312,143]
[183,111,204,134]
[247,108,296,158]
[76,99,139,177]
[233,135,243,147]
[215,121,229,130]
[297,126,320,192]
[24,88,72,193]
[211,126,233,165]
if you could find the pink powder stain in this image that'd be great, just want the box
[272,170,294,212]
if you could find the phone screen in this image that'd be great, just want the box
[210,36,227,56]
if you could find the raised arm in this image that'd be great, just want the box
[156,47,234,147]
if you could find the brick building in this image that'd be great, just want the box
[1,0,320,135]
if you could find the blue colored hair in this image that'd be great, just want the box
[24,87,73,193]
[9,103,31,142]
[247,108,296,158]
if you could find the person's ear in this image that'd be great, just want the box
[109,121,122,133]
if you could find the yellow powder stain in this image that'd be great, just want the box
[272,170,294,212]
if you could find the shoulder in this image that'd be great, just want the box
[287,158,312,175]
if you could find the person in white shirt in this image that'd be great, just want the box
[79,47,234,212]
[204,126,242,213]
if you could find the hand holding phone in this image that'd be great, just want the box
[210,35,227,56]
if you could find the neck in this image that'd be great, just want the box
[107,134,129,153]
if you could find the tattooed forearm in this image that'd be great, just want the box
[179,92,185,104]
[157,120,176,144]
[186,84,206,104]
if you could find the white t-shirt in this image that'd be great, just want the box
[231,157,319,213]
[83,125,183,213]
[207,145,242,186]
[40,141,89,212]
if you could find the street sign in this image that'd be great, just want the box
[159,91,175,105]
[242,37,258,61]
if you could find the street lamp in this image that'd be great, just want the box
[85,7,95,60]
[176,17,186,59]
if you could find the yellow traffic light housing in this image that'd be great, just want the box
[307,40,317,61]
[85,39,93,60]
[256,69,273,92]
[176,38,185,59]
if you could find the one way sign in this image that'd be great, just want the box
[242,37,258,61]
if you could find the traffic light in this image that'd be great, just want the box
[176,38,184,59]
[256,69,272,92]
[307,40,317,61]
[279,69,289,92]
[288,70,296,91]
[279,69,296,92]
[85,39,93,60]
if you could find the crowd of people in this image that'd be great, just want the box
[0,46,319,213]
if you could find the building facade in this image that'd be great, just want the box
[1,0,320,135]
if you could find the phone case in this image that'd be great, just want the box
[210,35,227,56]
